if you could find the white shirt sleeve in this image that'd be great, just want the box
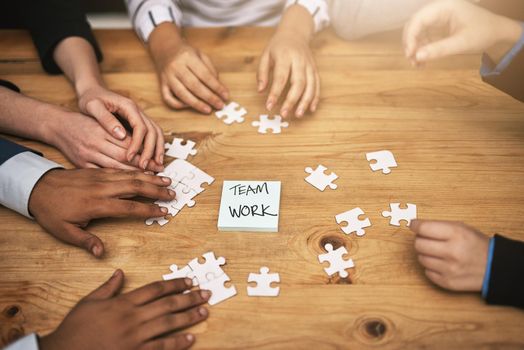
[2,334,39,350]
[125,0,182,42]
[284,0,330,32]
[0,151,62,218]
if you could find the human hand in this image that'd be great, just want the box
[149,23,228,114]
[77,84,165,170]
[410,219,490,292]
[258,6,319,118]
[28,169,175,258]
[403,0,522,65]
[39,270,210,350]
[49,111,162,171]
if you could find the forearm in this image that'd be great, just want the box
[0,87,65,145]
[277,5,315,42]
[53,37,105,97]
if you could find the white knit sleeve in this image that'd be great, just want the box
[284,0,330,33]
[125,0,183,42]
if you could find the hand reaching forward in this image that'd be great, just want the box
[28,169,175,258]
[410,219,490,292]
[403,0,523,65]
[77,84,165,170]
[39,270,210,350]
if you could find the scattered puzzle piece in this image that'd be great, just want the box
[199,272,237,305]
[215,102,247,125]
[164,138,198,160]
[318,243,355,278]
[162,264,198,286]
[366,150,397,174]
[178,167,215,194]
[252,115,289,134]
[247,267,280,297]
[145,216,169,226]
[304,165,338,191]
[188,251,226,285]
[335,207,371,236]
[382,203,417,226]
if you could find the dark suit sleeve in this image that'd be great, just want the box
[17,0,103,74]
[0,138,41,166]
[482,51,524,103]
[486,234,524,309]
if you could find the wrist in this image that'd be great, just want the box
[487,18,522,63]
[149,23,184,67]
[37,107,69,147]
[74,76,104,98]
[276,4,314,42]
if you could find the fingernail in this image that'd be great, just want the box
[296,108,304,117]
[184,278,193,287]
[186,334,194,342]
[160,207,168,213]
[144,171,154,175]
[92,245,102,257]
[311,104,317,112]
[281,109,288,118]
[416,50,428,61]
[127,152,136,162]
[112,269,120,278]
[258,81,264,92]
[162,176,171,183]
[168,189,175,197]
[198,307,208,316]
[204,106,212,114]
[200,290,211,299]
[222,91,229,100]
[266,100,274,111]
[113,126,126,139]
[142,160,149,170]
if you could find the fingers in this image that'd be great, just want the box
[167,77,212,114]
[294,66,315,118]
[139,290,210,323]
[410,220,453,241]
[141,333,195,350]
[200,52,220,79]
[138,306,208,341]
[414,236,449,258]
[415,35,467,63]
[126,278,193,305]
[311,71,320,112]
[280,62,306,118]
[54,223,105,258]
[150,117,165,166]
[424,269,446,288]
[137,116,158,170]
[105,180,176,201]
[102,170,172,186]
[84,269,125,301]
[178,67,224,110]
[84,99,127,140]
[417,254,447,272]
[189,56,228,102]
[115,100,148,163]
[161,84,188,110]
[266,58,290,112]
[93,200,168,219]
[257,51,271,92]
[90,150,139,171]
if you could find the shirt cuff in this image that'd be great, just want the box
[481,22,524,77]
[481,237,496,299]
[284,0,330,33]
[0,152,62,218]
[3,333,39,350]
[127,0,182,42]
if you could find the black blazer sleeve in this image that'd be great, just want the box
[486,234,524,309]
[482,51,524,103]
[16,0,103,74]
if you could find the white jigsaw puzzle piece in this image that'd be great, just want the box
[252,115,289,134]
[171,182,197,210]
[164,138,198,160]
[247,266,280,297]
[163,159,197,184]
[318,243,355,278]
[145,216,169,226]
[382,203,417,226]
[199,272,237,305]
[188,251,226,285]
[215,102,247,124]
[162,264,198,286]
[335,207,371,236]
[178,168,215,194]
[366,150,397,174]
[304,165,338,191]
[154,199,180,216]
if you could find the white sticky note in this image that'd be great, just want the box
[217,181,281,232]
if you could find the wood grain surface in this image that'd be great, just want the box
[1,27,524,349]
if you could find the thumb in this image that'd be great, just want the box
[415,35,466,63]
[84,269,125,301]
[59,224,105,258]
[84,99,127,140]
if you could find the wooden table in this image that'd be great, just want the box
[1,27,524,349]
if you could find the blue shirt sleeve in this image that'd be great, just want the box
[481,237,496,299]
[481,22,524,77]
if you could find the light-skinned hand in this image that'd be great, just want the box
[410,219,490,292]
[39,270,210,350]
[28,169,175,258]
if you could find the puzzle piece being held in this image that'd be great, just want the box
[318,243,355,278]
[215,102,247,125]
[335,207,371,236]
[304,165,338,191]
[188,251,227,285]
[366,150,397,174]
[164,138,197,160]
[199,272,237,305]
[252,115,289,134]
[162,264,198,286]
[247,267,280,297]
[145,216,169,226]
[382,203,417,226]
